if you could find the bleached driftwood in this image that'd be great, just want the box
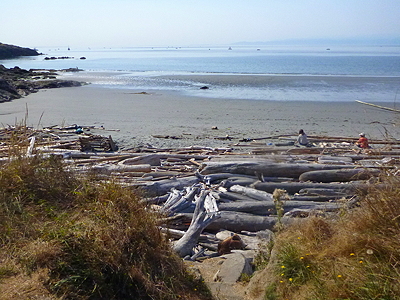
[355,100,400,113]
[27,136,36,156]
[217,190,263,202]
[219,177,258,188]
[203,211,279,232]
[228,185,274,201]
[139,175,201,196]
[161,186,199,216]
[198,172,258,185]
[173,189,220,257]
[92,164,152,174]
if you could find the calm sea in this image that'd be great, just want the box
[2,45,400,102]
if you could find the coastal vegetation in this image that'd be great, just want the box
[0,146,212,299]
[253,173,400,299]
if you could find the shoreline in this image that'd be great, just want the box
[1,76,399,149]
[58,70,400,103]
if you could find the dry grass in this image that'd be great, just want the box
[260,173,400,300]
[0,154,212,300]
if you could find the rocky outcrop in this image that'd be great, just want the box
[0,65,85,102]
[0,43,40,59]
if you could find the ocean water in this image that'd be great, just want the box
[2,45,400,102]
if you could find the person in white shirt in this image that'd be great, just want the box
[296,129,310,146]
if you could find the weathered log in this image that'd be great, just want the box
[168,212,281,232]
[205,211,278,232]
[219,177,258,188]
[92,164,152,174]
[202,172,294,186]
[70,154,140,164]
[298,188,352,196]
[355,100,400,113]
[299,168,381,183]
[27,136,36,156]
[198,172,258,184]
[144,171,189,178]
[119,154,163,166]
[173,189,220,257]
[112,171,146,177]
[290,195,349,202]
[229,185,274,201]
[119,153,210,166]
[252,181,369,194]
[200,161,352,178]
[317,155,353,165]
[138,175,201,196]
[161,186,199,216]
[218,200,341,215]
[217,190,263,202]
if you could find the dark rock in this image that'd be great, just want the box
[0,78,20,101]
[33,80,83,89]
[0,64,85,102]
[60,67,83,72]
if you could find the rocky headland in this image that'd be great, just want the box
[0,65,85,102]
[0,42,40,59]
[0,43,85,102]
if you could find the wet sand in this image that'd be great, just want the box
[0,82,399,149]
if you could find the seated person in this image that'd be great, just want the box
[355,133,370,149]
[296,129,310,146]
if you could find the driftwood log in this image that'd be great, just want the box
[228,185,274,201]
[218,200,341,215]
[252,181,369,194]
[200,161,354,178]
[299,168,381,183]
[140,175,201,196]
[176,211,279,232]
[172,187,221,257]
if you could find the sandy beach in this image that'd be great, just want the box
[1,78,399,149]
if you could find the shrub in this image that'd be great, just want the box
[0,155,212,300]
[265,173,400,299]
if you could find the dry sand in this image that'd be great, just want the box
[1,82,399,149]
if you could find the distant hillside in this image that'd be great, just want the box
[0,43,40,59]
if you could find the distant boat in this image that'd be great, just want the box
[326,48,330,50]
[228,47,232,50]
[68,47,70,51]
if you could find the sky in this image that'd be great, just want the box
[2,0,400,48]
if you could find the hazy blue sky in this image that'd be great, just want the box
[2,0,400,48]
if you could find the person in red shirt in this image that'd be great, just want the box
[356,133,369,149]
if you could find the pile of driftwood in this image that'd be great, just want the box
[2,125,400,259]
[0,124,118,157]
